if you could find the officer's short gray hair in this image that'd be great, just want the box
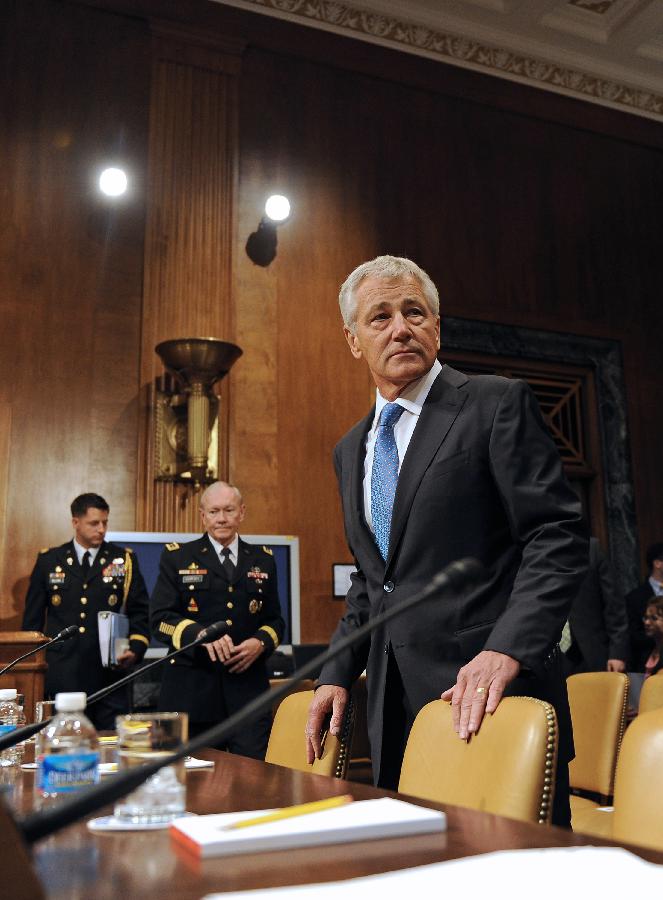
[199,481,243,510]
[339,255,439,332]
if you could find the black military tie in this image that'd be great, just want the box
[82,550,91,576]
[221,547,235,581]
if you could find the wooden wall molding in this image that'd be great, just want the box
[137,32,242,531]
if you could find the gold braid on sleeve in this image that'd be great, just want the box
[122,550,133,613]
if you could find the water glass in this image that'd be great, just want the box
[114,712,188,825]
[34,699,57,755]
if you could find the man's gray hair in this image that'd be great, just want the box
[339,255,440,331]
[199,481,243,510]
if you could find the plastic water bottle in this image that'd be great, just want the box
[37,692,99,805]
[0,689,26,767]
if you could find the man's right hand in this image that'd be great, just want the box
[305,685,349,764]
[204,633,235,663]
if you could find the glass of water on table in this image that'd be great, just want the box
[114,712,188,825]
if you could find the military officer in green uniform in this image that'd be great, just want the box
[151,481,284,759]
[23,493,151,730]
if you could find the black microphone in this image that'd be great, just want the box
[0,621,229,752]
[17,558,485,844]
[0,624,79,677]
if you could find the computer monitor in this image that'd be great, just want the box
[107,532,301,648]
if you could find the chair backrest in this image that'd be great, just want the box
[265,689,354,778]
[611,707,663,851]
[269,678,316,719]
[398,697,557,824]
[567,672,629,797]
[639,672,663,715]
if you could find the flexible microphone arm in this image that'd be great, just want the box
[0,621,228,752]
[0,626,79,678]
[18,557,485,845]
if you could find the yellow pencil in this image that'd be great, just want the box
[224,794,354,831]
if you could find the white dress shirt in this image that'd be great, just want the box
[208,533,240,567]
[73,539,100,566]
[363,359,442,532]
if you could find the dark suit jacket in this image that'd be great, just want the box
[567,537,629,671]
[319,365,588,783]
[22,540,150,697]
[150,535,284,725]
[625,581,657,670]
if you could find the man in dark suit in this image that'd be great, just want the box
[23,492,150,730]
[560,537,629,675]
[624,542,663,670]
[305,256,588,826]
[150,481,284,759]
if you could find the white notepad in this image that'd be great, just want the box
[170,797,446,858]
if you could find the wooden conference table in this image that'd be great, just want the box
[12,750,663,899]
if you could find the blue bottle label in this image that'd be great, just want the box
[0,725,16,735]
[39,752,100,792]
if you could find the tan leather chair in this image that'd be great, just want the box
[269,678,316,719]
[347,674,373,784]
[574,706,663,847]
[265,689,355,778]
[398,697,557,824]
[567,672,628,827]
[639,672,663,715]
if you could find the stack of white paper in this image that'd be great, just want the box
[170,797,446,858]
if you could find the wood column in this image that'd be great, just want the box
[137,25,243,531]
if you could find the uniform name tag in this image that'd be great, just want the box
[182,575,204,584]
[49,572,66,585]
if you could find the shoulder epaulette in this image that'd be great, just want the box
[166,542,180,551]
[262,545,273,556]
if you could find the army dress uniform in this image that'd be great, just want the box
[150,534,284,760]
[23,541,150,730]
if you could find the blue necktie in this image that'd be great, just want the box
[371,402,405,561]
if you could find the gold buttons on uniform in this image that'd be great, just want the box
[81,597,88,605]
[189,585,195,591]
[83,583,88,590]
[51,595,61,607]
[227,602,233,609]
[108,595,118,607]
[228,586,234,593]
[80,612,86,620]
[226,619,232,626]
[79,626,86,633]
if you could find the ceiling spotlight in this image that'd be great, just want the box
[264,194,291,222]
[99,167,128,197]
[246,194,292,267]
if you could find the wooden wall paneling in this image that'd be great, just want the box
[0,405,13,624]
[137,28,243,533]
[0,0,150,628]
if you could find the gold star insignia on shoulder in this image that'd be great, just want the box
[262,546,273,556]
[166,542,180,551]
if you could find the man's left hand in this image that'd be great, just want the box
[224,637,264,674]
[440,650,520,740]
[116,650,139,668]
[607,658,626,673]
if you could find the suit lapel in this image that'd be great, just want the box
[385,366,469,571]
[86,542,110,584]
[234,539,253,585]
[62,541,82,582]
[199,534,224,578]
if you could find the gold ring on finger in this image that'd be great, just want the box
[476,686,487,695]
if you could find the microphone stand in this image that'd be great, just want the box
[0,627,78,677]
[0,623,228,752]
[17,558,484,844]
